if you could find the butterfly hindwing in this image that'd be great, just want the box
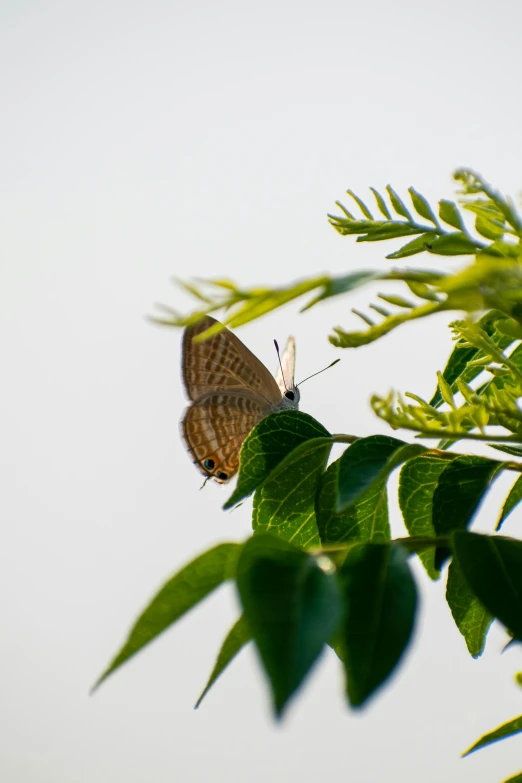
[181,390,268,482]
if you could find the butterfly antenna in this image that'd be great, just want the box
[297,359,340,387]
[274,339,289,392]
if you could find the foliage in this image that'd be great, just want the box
[99,171,522,779]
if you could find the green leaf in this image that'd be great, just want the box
[93,543,242,690]
[236,535,342,717]
[386,232,438,259]
[453,532,522,641]
[462,713,522,757]
[370,187,392,219]
[316,458,389,544]
[195,615,251,708]
[475,214,505,240]
[301,270,381,311]
[438,199,466,231]
[328,217,378,235]
[426,232,478,256]
[432,456,503,570]
[357,224,421,242]
[398,454,450,579]
[446,558,492,658]
[497,475,522,530]
[330,300,441,348]
[338,543,417,707]
[224,411,330,509]
[432,455,503,537]
[346,189,374,220]
[495,319,522,340]
[336,435,425,513]
[386,185,413,221]
[252,437,333,548]
[408,187,438,225]
[501,774,522,783]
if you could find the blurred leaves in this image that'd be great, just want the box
[338,543,417,707]
[236,536,342,717]
[94,543,242,690]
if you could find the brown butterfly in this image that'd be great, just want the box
[181,316,299,483]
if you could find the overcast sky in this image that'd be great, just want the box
[2,1,522,781]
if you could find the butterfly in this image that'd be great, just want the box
[181,316,299,483]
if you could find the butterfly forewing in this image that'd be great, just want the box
[181,391,268,482]
[182,316,281,404]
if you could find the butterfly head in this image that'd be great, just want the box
[280,385,300,410]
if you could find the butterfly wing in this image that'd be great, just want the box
[181,390,268,482]
[275,335,296,396]
[182,316,281,404]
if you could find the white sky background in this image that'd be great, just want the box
[2,1,522,781]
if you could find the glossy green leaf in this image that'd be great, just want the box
[338,543,417,707]
[236,535,342,716]
[408,187,438,225]
[446,558,492,658]
[432,455,503,537]
[438,199,466,231]
[195,615,251,708]
[398,454,450,579]
[386,232,438,259]
[432,455,502,569]
[497,475,522,530]
[462,713,522,757]
[224,411,330,509]
[252,437,333,548]
[336,435,425,513]
[316,458,389,544]
[453,532,522,641]
[93,543,242,690]
[426,232,478,256]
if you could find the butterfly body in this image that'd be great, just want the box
[181,316,299,483]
